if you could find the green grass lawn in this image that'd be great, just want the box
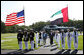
[1,32,83,50]
[54,33,83,50]
[1,33,40,49]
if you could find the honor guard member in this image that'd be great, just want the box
[72,28,79,50]
[49,30,55,46]
[39,31,42,46]
[35,31,39,48]
[60,29,66,50]
[55,30,60,48]
[23,28,29,51]
[17,30,23,50]
[66,29,72,50]
[29,29,35,50]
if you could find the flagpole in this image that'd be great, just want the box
[23,5,25,26]
[67,4,69,20]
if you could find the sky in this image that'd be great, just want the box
[1,1,83,26]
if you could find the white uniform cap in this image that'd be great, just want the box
[73,28,76,30]
[30,29,33,30]
[61,29,64,31]
[18,30,22,32]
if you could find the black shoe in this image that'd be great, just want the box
[30,49,34,51]
[18,49,22,51]
[68,49,71,51]
[62,49,65,51]
[75,49,78,51]
[25,49,29,51]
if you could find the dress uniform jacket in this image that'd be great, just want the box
[29,32,34,41]
[17,32,23,41]
[24,31,30,41]
[35,33,39,41]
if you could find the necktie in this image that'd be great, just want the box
[56,34,57,39]
[68,32,70,40]
[74,31,77,43]
[62,33,64,44]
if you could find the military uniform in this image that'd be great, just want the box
[17,30,23,50]
[29,30,34,50]
[35,31,39,48]
[54,30,60,47]
[23,30,29,50]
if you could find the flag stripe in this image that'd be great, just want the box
[5,10,24,26]
[51,10,61,18]
[5,21,24,25]
[61,7,68,22]
[7,15,17,18]
[50,6,69,23]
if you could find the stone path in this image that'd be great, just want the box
[1,37,83,54]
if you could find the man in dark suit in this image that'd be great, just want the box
[43,31,48,45]
[49,30,55,46]
[17,30,23,50]
[39,31,42,46]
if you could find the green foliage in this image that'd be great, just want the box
[57,19,83,30]
[1,21,6,33]
[1,19,83,33]
[29,21,50,31]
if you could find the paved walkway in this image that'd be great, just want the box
[1,38,83,54]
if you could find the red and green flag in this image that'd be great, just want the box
[51,7,69,22]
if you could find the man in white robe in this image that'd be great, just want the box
[60,29,66,50]
[66,29,72,50]
[72,28,79,50]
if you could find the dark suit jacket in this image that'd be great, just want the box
[49,32,55,39]
[39,32,41,39]
[23,32,30,41]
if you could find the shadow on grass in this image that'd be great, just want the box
[71,49,78,54]
[55,49,65,54]
[6,49,34,54]
[44,45,51,47]
[51,44,57,47]
[50,47,58,51]
[62,49,71,54]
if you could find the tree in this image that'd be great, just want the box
[1,21,6,33]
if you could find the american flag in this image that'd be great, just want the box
[5,10,25,26]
